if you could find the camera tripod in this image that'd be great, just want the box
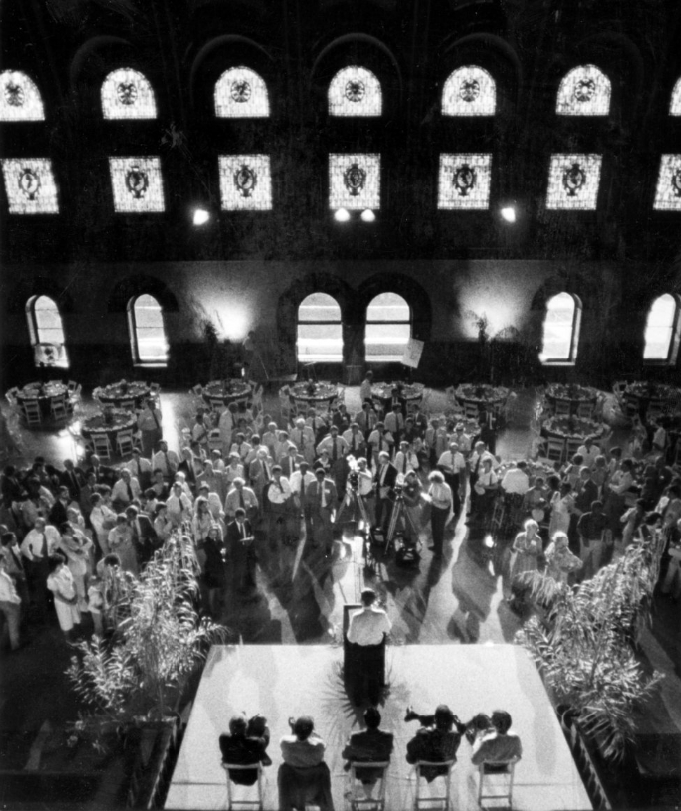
[385,492,420,553]
[335,485,376,572]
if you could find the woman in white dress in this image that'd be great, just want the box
[89,492,117,557]
[46,554,81,640]
[548,482,574,538]
[58,522,94,610]
[107,515,139,576]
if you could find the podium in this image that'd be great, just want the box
[343,603,386,705]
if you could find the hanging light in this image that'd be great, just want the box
[500,206,517,223]
[334,208,351,222]
[192,207,210,226]
[360,209,375,223]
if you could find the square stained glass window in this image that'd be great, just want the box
[438,153,492,209]
[1,158,59,213]
[653,155,681,210]
[329,154,380,210]
[109,157,165,213]
[218,155,272,210]
[546,154,602,210]
[0,71,45,121]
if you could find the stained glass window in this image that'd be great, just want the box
[442,66,496,117]
[643,294,679,362]
[129,295,169,364]
[329,154,380,210]
[556,65,611,116]
[671,77,681,115]
[101,68,157,120]
[541,292,581,364]
[438,153,492,209]
[653,155,681,211]
[1,158,59,214]
[26,296,69,368]
[297,293,343,362]
[546,154,602,210]
[0,71,45,121]
[328,66,382,117]
[109,157,165,213]
[365,293,411,362]
[214,67,270,118]
[218,155,272,210]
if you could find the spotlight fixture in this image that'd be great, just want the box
[334,208,351,222]
[192,207,210,226]
[500,206,517,223]
[360,209,376,223]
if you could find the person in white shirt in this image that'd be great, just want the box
[367,423,394,469]
[167,482,194,527]
[265,466,295,584]
[359,371,374,405]
[46,553,81,639]
[576,438,600,470]
[290,461,316,516]
[152,440,179,481]
[230,433,252,462]
[471,457,499,526]
[261,423,280,458]
[346,588,392,705]
[425,419,450,467]
[21,518,61,562]
[343,423,366,458]
[111,469,141,511]
[0,556,22,651]
[394,440,419,479]
[218,402,238,455]
[224,477,259,522]
[195,483,225,523]
[125,448,153,489]
[384,405,404,445]
[501,461,531,495]
[290,418,316,466]
[210,449,226,472]
[437,442,466,515]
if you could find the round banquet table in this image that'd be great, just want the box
[620,381,681,422]
[81,410,138,450]
[93,380,152,410]
[14,381,73,425]
[545,383,598,415]
[201,379,253,409]
[455,384,509,413]
[541,416,606,444]
[283,382,341,412]
[371,381,424,413]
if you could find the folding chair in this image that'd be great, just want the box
[119,399,136,412]
[209,397,224,412]
[50,394,69,421]
[413,760,454,811]
[647,399,665,420]
[221,762,264,810]
[116,429,135,457]
[478,756,520,808]
[68,381,82,405]
[545,437,566,463]
[566,437,582,459]
[347,761,389,811]
[576,401,594,419]
[22,399,42,427]
[464,402,479,420]
[91,433,112,460]
[553,398,571,417]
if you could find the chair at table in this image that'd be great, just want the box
[67,381,82,406]
[347,761,389,811]
[545,437,566,463]
[464,402,479,420]
[22,399,42,427]
[576,401,594,419]
[91,433,112,460]
[209,397,224,412]
[566,437,583,459]
[119,399,136,412]
[116,429,135,457]
[50,394,69,421]
[646,399,665,420]
[553,398,571,417]
[220,762,264,811]
[477,755,520,808]
[413,760,454,811]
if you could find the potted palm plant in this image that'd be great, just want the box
[516,538,664,762]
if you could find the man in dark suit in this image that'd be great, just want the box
[226,508,257,595]
[405,705,467,782]
[48,486,73,529]
[125,505,159,566]
[280,446,302,479]
[86,454,116,487]
[342,707,393,795]
[373,452,397,535]
[219,714,271,786]
[304,469,338,552]
[60,459,85,501]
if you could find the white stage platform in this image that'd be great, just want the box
[166,644,591,811]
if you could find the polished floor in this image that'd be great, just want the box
[1,384,680,809]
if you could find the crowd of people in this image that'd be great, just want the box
[218,704,522,810]
[1,377,679,654]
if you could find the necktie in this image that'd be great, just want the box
[318,485,324,510]
[264,462,271,482]
[401,456,406,474]
[241,522,246,540]
[352,435,357,453]
[41,532,48,559]
[163,451,169,473]
[332,440,337,461]
[127,482,133,501]
[239,491,245,509]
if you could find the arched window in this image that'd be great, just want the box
[671,77,681,115]
[653,154,681,211]
[297,293,343,362]
[540,292,581,364]
[556,65,611,116]
[442,66,496,117]
[101,68,157,120]
[128,295,169,365]
[214,67,270,118]
[0,70,45,121]
[643,294,681,363]
[328,66,382,117]
[26,295,69,368]
[365,293,411,362]
[1,158,59,214]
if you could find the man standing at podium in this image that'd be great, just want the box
[346,588,391,706]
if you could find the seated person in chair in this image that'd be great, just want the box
[278,715,334,811]
[219,713,271,786]
[342,707,393,797]
[405,704,466,782]
[469,710,523,769]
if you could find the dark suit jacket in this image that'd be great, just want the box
[304,479,339,513]
[87,464,116,487]
[219,733,269,785]
[406,729,462,782]
[374,463,398,493]
[60,468,85,499]
[48,500,69,529]
[343,729,393,783]
[132,513,159,563]
[226,519,254,555]
[177,459,197,488]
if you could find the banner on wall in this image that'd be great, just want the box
[401,338,424,369]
